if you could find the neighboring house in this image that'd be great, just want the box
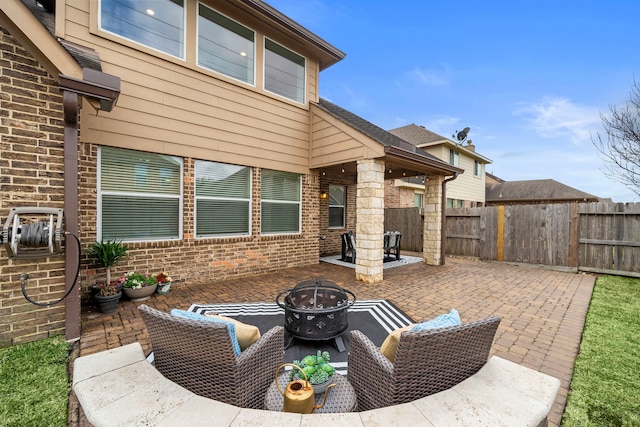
[485,172,505,185]
[388,124,492,208]
[485,179,599,206]
[0,0,460,346]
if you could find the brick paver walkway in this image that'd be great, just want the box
[70,256,595,427]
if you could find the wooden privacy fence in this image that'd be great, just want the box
[444,201,640,277]
[384,207,424,252]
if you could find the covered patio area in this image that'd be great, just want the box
[70,255,595,427]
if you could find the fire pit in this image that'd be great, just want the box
[276,279,356,352]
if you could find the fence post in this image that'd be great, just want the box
[497,205,504,261]
[568,202,579,267]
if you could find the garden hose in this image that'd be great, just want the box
[21,232,81,307]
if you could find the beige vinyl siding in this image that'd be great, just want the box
[66,0,320,175]
[309,105,385,168]
[421,145,486,203]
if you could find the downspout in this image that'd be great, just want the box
[59,68,120,342]
[440,172,459,265]
[62,91,80,341]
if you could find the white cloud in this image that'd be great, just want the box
[513,97,601,145]
[395,65,452,89]
[422,115,459,135]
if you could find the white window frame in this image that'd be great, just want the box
[449,149,459,167]
[194,160,252,238]
[263,37,306,104]
[328,184,346,229]
[196,3,256,86]
[260,170,302,235]
[98,0,186,60]
[97,147,183,242]
[474,160,482,176]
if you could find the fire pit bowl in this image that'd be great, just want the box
[276,279,356,352]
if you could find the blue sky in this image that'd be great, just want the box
[265,0,640,202]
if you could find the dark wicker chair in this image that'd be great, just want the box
[347,316,501,411]
[138,304,285,409]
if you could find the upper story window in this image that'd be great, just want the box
[264,39,306,104]
[195,160,252,237]
[449,149,459,167]
[198,4,255,85]
[413,193,423,208]
[98,146,183,242]
[474,160,482,176]
[99,0,185,59]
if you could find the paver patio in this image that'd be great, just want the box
[69,255,595,427]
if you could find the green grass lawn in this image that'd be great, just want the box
[0,336,70,427]
[561,274,640,427]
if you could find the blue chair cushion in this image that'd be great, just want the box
[411,309,462,331]
[170,309,241,355]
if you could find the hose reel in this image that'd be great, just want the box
[1,207,64,259]
[1,207,81,306]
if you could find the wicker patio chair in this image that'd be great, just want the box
[347,316,501,411]
[138,304,285,409]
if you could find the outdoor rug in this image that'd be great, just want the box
[188,299,414,375]
[319,254,424,269]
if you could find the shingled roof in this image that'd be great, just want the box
[317,99,447,165]
[23,0,102,71]
[388,123,450,145]
[486,179,599,204]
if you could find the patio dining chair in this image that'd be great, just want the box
[384,231,402,261]
[341,231,356,263]
[138,304,284,409]
[347,316,501,411]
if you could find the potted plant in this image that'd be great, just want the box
[87,239,129,292]
[122,272,158,302]
[155,271,173,295]
[289,350,336,394]
[87,239,128,311]
[93,281,122,314]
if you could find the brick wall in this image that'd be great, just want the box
[384,179,416,208]
[1,25,322,347]
[318,176,356,256]
[78,149,321,296]
[0,27,67,347]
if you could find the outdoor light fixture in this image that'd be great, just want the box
[319,191,328,199]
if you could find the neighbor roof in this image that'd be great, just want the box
[486,179,599,203]
[388,124,450,145]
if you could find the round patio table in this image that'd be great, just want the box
[264,371,357,413]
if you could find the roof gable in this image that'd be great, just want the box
[317,100,441,161]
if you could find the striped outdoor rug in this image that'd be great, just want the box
[188,299,414,375]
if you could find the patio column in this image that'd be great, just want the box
[355,159,385,283]
[423,175,444,265]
